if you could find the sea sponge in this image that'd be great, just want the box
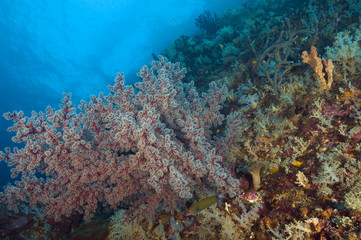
[248,162,266,190]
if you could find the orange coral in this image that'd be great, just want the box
[302,46,334,91]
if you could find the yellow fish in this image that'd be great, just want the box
[186,194,223,216]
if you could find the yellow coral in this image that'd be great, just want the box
[302,46,334,91]
[292,160,304,167]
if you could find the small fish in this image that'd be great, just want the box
[186,194,223,216]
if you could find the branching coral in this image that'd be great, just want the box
[302,46,334,91]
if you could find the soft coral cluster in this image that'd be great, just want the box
[0,56,240,222]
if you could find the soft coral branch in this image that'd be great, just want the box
[0,56,239,222]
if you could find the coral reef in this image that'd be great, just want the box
[1,0,361,239]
